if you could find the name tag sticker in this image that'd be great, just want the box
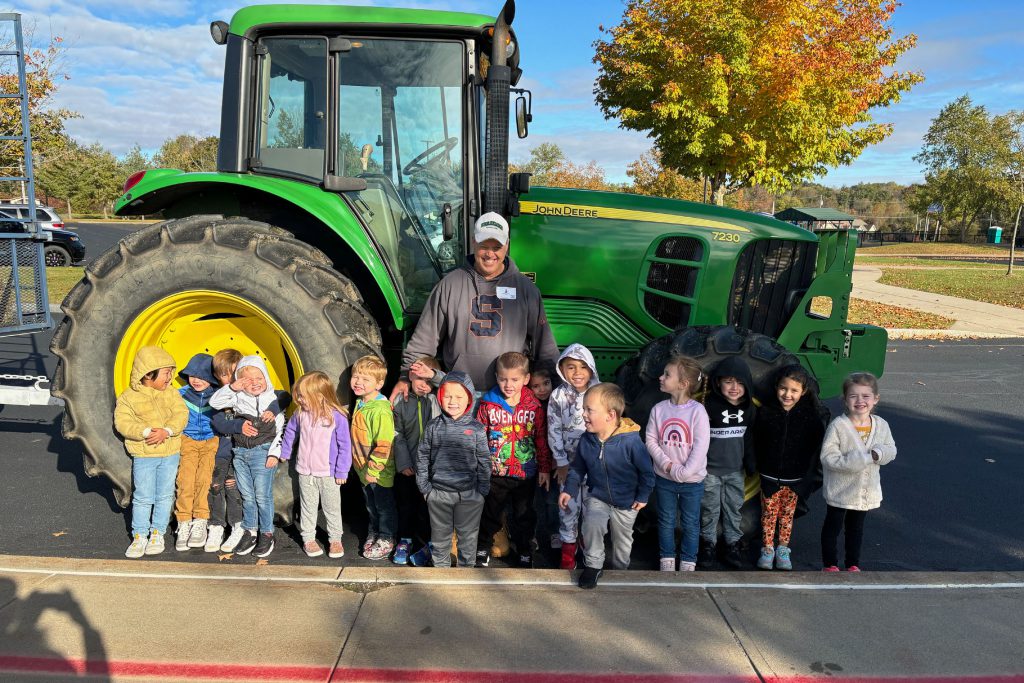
[497,287,517,300]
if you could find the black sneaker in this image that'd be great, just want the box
[234,530,258,556]
[254,532,275,558]
[518,553,533,569]
[722,542,745,569]
[475,550,490,568]
[578,566,602,589]
[697,542,717,570]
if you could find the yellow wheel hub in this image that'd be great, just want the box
[114,291,302,395]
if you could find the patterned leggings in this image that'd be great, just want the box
[761,486,798,548]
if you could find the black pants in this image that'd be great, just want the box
[208,459,242,528]
[394,471,431,547]
[820,504,867,568]
[479,475,537,556]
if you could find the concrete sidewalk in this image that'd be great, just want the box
[852,264,1024,336]
[1,554,1022,682]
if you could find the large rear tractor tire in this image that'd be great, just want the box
[50,215,381,523]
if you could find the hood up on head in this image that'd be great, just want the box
[555,343,599,389]
[179,353,217,386]
[130,346,176,391]
[709,356,754,401]
[438,370,476,412]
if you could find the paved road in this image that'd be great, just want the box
[2,331,1022,572]
[63,221,144,266]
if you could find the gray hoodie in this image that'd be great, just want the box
[415,371,491,496]
[400,256,559,390]
[547,343,600,468]
[209,355,285,457]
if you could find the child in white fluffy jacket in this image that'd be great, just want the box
[819,372,896,572]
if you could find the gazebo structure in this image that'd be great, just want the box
[774,207,856,231]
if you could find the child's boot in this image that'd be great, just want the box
[125,533,148,559]
[697,541,716,569]
[757,545,775,570]
[175,520,192,551]
[723,542,745,569]
[775,545,792,571]
[205,525,225,553]
[559,542,577,570]
[187,519,208,548]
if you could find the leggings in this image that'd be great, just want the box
[820,504,868,568]
[761,486,798,548]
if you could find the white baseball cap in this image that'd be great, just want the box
[474,212,509,246]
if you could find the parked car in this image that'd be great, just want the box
[0,209,85,267]
[0,203,66,231]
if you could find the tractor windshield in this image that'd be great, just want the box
[337,38,466,310]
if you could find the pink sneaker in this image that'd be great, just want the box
[303,540,323,558]
[847,565,861,572]
[823,566,840,572]
[328,540,344,559]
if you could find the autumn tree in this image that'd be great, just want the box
[510,142,610,190]
[627,150,703,201]
[154,134,219,172]
[594,0,923,205]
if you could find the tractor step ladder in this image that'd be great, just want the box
[0,13,56,407]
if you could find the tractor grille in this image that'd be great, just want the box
[643,236,703,328]
[728,239,817,338]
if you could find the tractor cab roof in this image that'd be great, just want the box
[228,4,497,39]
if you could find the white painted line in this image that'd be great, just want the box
[1,565,1022,591]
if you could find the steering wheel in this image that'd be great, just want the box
[403,136,458,175]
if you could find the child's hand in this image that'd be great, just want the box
[871,449,880,462]
[365,473,378,484]
[260,410,274,423]
[242,420,258,437]
[558,492,571,510]
[555,465,569,486]
[538,472,550,491]
[230,377,248,392]
[225,478,236,489]
[335,478,346,485]
[631,501,647,511]
[145,428,169,445]
[265,456,279,469]
[410,361,435,380]
[401,467,414,476]
[663,462,673,476]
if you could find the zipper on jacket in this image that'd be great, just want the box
[599,441,615,504]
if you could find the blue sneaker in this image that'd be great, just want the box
[392,538,412,565]
[775,545,792,571]
[757,546,775,570]
[409,543,433,567]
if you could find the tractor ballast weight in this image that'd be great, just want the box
[51,3,886,520]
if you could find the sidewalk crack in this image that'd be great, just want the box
[326,592,366,682]
[706,587,768,683]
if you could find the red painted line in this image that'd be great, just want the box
[0,657,1021,683]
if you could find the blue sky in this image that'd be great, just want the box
[6,0,1024,187]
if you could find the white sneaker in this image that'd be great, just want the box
[145,530,165,555]
[221,524,245,552]
[188,519,208,548]
[679,561,696,572]
[175,521,192,551]
[125,533,148,559]
[660,557,675,571]
[205,525,225,552]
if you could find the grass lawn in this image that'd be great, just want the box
[45,267,85,304]
[846,297,954,329]
[854,256,1002,268]
[878,268,1024,310]
[856,242,1012,256]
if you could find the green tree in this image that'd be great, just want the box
[118,144,152,177]
[627,150,703,201]
[36,140,122,217]
[594,0,923,205]
[154,134,219,172]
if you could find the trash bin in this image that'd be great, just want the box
[987,226,1002,244]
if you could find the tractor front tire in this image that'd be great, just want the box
[50,216,381,523]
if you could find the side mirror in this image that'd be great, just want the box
[515,94,532,139]
[323,175,367,193]
[442,202,454,241]
[508,172,531,195]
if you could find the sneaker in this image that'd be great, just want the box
[364,537,393,561]
[221,524,245,552]
[303,540,323,558]
[175,521,192,552]
[775,545,792,571]
[125,533,148,559]
[518,554,534,569]
[823,565,841,572]
[409,544,433,567]
[723,542,745,569]
[145,530,165,555]
[362,533,378,556]
[550,534,563,549]
[559,543,577,570]
[679,561,696,572]
[234,530,258,556]
[392,538,412,565]
[757,546,775,570]
[254,532,275,558]
[187,519,208,548]
[847,565,861,572]
[697,543,716,569]
[475,549,490,568]
[659,557,675,572]
[578,566,602,589]
[328,540,345,559]
[205,525,225,553]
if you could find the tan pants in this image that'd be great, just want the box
[175,435,218,521]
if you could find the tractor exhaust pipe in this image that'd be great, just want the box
[483,0,515,216]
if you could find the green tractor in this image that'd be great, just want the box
[49,2,885,516]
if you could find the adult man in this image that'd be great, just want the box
[392,212,559,398]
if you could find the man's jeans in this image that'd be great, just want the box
[233,444,276,533]
[700,471,745,545]
[654,476,705,563]
[131,454,180,537]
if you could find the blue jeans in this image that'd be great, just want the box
[654,476,705,563]
[131,454,180,537]
[233,444,276,533]
[363,482,397,539]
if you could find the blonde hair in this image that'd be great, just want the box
[293,371,344,424]
[585,382,625,419]
[352,354,387,384]
[843,371,879,397]
[664,354,707,400]
[416,356,441,372]
[213,348,242,378]
[496,351,530,374]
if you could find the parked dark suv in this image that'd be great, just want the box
[0,209,86,266]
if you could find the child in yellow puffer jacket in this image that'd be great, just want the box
[114,346,189,559]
